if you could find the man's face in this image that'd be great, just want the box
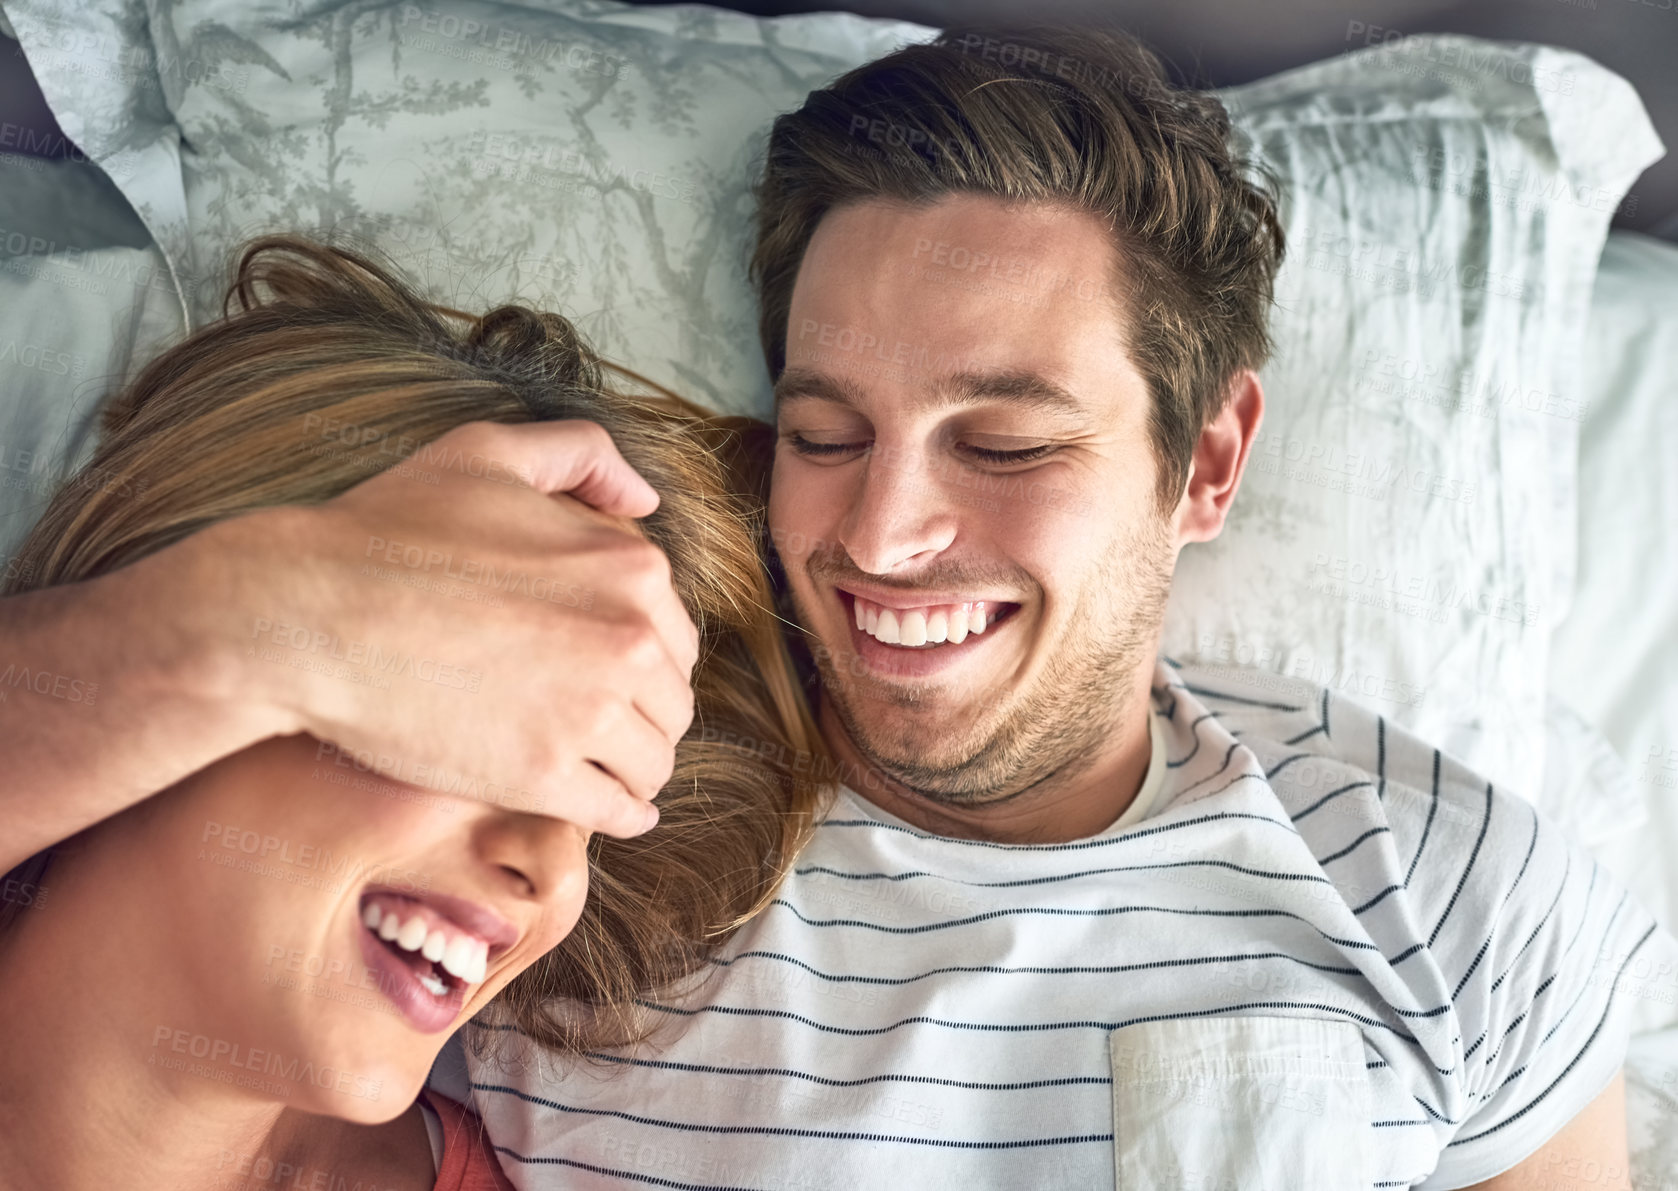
[769,194,1182,804]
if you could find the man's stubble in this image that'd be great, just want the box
[794,514,1178,807]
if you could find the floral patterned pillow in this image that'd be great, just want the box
[0,0,1659,818]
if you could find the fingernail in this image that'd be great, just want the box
[641,803,660,831]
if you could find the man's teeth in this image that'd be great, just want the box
[852,596,990,646]
[361,899,489,984]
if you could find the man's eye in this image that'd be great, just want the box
[960,442,1055,466]
[786,433,869,458]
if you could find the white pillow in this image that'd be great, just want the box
[1553,229,1678,986]
[1165,44,1658,806]
[0,150,185,564]
[0,0,1659,814]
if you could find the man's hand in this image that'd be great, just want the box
[266,419,699,833]
[0,420,698,873]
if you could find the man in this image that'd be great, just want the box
[1,24,1667,1191]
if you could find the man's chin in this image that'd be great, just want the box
[830,694,1001,791]
[820,639,1014,709]
[832,673,982,731]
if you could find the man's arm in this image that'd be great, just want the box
[0,420,699,873]
[1463,1070,1633,1190]
[1,532,288,873]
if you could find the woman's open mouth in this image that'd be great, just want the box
[354,890,495,1033]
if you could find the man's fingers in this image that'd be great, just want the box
[612,530,703,679]
[637,674,697,755]
[632,657,699,756]
[583,700,684,802]
[310,419,705,838]
[542,763,660,840]
[433,424,698,676]
[647,582,702,682]
[601,603,699,747]
[467,420,660,517]
[569,517,702,683]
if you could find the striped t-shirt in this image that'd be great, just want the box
[438,656,1677,1190]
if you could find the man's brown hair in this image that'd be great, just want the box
[749,26,1287,515]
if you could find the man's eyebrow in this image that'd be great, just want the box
[933,370,1085,415]
[773,367,865,408]
[773,366,1086,415]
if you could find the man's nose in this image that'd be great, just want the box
[837,444,957,575]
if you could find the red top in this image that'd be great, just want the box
[420,1089,517,1191]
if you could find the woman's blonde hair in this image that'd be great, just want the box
[0,235,829,1056]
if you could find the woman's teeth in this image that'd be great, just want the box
[853,596,990,647]
[361,899,489,985]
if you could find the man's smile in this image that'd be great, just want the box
[850,594,1008,646]
[831,585,1025,681]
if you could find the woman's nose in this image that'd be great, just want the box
[472,812,590,906]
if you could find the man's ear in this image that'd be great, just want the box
[1174,369,1263,546]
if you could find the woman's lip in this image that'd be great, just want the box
[355,920,466,1033]
[359,885,519,960]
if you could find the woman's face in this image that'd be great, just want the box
[60,733,590,1123]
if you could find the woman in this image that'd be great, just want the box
[0,237,828,1190]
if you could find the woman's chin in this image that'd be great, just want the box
[337,1088,426,1126]
[310,1062,430,1125]
[273,1036,434,1123]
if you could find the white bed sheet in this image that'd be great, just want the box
[1562,230,1678,1003]
[1563,230,1678,1174]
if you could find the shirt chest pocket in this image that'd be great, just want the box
[1110,1014,1373,1191]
